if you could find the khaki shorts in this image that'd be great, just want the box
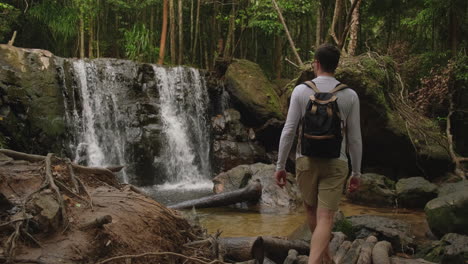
[296,156,348,211]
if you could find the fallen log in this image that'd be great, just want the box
[79,215,113,230]
[169,181,262,209]
[342,239,364,264]
[329,232,347,257]
[297,255,308,264]
[262,236,310,263]
[283,249,298,264]
[219,237,264,262]
[356,236,377,264]
[390,257,436,264]
[372,241,392,264]
[333,240,352,264]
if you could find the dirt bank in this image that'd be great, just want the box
[0,150,216,264]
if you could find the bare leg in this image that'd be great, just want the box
[308,207,335,264]
[305,203,317,232]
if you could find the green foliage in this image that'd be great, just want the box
[0,2,20,42]
[29,0,79,42]
[123,23,158,62]
[333,218,356,240]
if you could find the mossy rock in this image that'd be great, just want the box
[0,44,66,154]
[225,59,284,126]
[417,233,468,264]
[346,173,396,207]
[396,177,438,208]
[425,190,468,237]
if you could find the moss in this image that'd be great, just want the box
[333,218,356,240]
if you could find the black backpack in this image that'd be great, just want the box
[300,81,348,158]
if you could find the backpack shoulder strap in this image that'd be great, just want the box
[331,83,349,94]
[303,81,321,93]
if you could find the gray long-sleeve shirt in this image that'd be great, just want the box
[276,76,362,174]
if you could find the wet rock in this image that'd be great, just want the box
[225,59,284,126]
[347,215,414,251]
[212,108,249,142]
[424,190,468,237]
[438,181,468,197]
[418,233,468,264]
[212,163,302,209]
[396,177,437,208]
[346,173,396,207]
[212,140,268,174]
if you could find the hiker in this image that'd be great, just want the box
[275,44,362,264]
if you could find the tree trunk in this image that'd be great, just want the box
[168,182,262,209]
[169,0,176,64]
[329,0,344,45]
[79,16,85,58]
[338,0,360,49]
[158,0,168,65]
[347,0,362,55]
[449,4,459,57]
[274,35,283,79]
[190,0,194,53]
[192,0,201,63]
[315,0,325,48]
[178,0,183,64]
[88,18,94,58]
[150,7,154,61]
[271,0,303,67]
[224,2,236,58]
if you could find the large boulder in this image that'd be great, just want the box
[211,108,270,173]
[438,181,468,197]
[0,45,66,153]
[347,215,414,251]
[396,177,437,208]
[418,233,468,264]
[225,59,284,126]
[425,190,468,237]
[212,163,302,210]
[346,173,396,207]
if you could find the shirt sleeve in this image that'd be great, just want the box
[276,86,303,171]
[346,94,362,174]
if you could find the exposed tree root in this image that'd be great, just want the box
[45,153,68,228]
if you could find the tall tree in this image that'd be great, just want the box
[178,0,183,64]
[347,0,362,55]
[158,0,168,65]
[169,0,176,64]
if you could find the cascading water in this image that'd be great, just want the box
[62,59,212,191]
[153,66,212,189]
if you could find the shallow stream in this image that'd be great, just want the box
[147,187,430,243]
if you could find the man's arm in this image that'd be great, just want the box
[276,87,303,172]
[346,93,362,192]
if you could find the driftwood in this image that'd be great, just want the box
[297,255,308,264]
[356,236,378,264]
[390,257,436,264]
[218,236,309,264]
[219,237,263,262]
[333,240,352,264]
[283,249,298,264]
[79,215,112,230]
[372,241,392,264]
[169,181,262,210]
[262,236,310,264]
[342,239,364,264]
[329,232,347,257]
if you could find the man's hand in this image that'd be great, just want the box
[347,173,361,193]
[275,170,287,188]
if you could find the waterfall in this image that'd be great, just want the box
[62,59,211,188]
[153,66,212,189]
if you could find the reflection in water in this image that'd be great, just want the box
[197,198,430,243]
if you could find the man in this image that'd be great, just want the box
[275,44,362,264]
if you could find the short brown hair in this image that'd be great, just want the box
[314,44,340,73]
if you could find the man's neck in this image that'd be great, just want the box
[316,71,335,77]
